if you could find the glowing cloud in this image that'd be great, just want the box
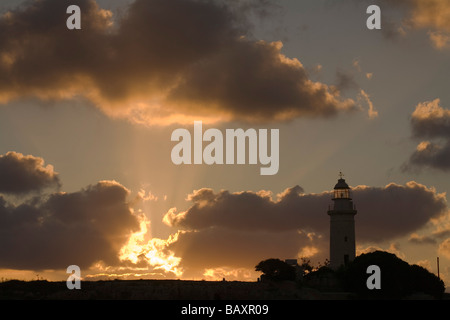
[358,89,378,119]
[119,215,183,277]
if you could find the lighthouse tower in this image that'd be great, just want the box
[327,172,357,269]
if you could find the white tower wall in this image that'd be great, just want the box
[327,177,357,270]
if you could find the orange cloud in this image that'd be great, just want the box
[428,31,450,49]
[385,0,450,49]
[404,0,450,33]
[358,89,378,119]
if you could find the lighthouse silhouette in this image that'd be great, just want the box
[327,172,357,269]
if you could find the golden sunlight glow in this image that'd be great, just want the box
[92,95,227,127]
[416,141,431,151]
[298,246,319,258]
[202,267,257,281]
[119,215,183,277]
[137,189,158,202]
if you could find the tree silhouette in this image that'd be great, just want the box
[255,258,296,281]
[343,251,445,299]
[299,258,313,275]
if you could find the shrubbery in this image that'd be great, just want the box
[342,251,445,299]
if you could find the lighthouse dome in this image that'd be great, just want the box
[334,178,350,190]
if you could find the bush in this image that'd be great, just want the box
[343,251,445,299]
[255,258,296,281]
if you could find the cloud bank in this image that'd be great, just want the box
[403,99,450,171]
[0,151,182,277]
[0,179,140,270]
[0,152,146,273]
[0,151,60,195]
[1,151,447,280]
[0,0,357,125]
[164,182,447,242]
[162,181,447,277]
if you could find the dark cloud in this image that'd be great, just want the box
[403,99,450,171]
[167,39,356,122]
[0,180,140,270]
[0,151,178,276]
[164,185,326,233]
[334,69,359,92]
[380,19,406,41]
[354,182,447,242]
[405,141,450,171]
[164,182,447,243]
[0,151,60,195]
[410,99,450,139]
[0,0,357,124]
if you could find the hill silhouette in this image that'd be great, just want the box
[341,250,445,299]
[0,251,446,300]
[301,250,445,299]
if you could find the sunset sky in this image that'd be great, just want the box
[1,0,450,290]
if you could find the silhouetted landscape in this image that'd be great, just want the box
[1,251,447,300]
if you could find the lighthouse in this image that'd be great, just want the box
[327,172,357,269]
